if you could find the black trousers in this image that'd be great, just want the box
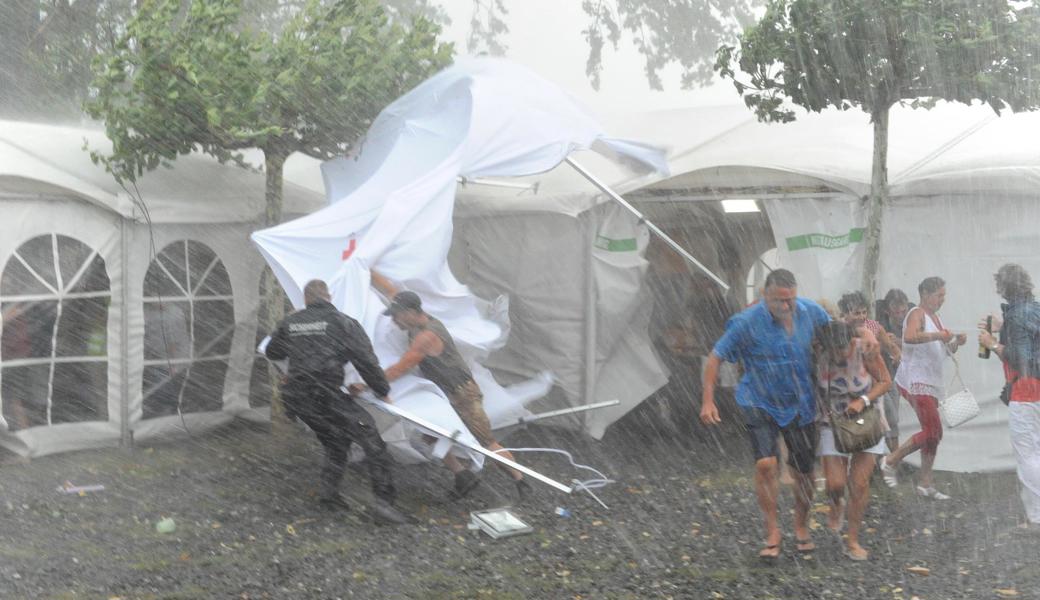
[284,384,395,503]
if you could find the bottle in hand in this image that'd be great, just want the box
[978,315,992,359]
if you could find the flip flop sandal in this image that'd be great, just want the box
[758,543,781,559]
[843,546,869,561]
[795,538,816,552]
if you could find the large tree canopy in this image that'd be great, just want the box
[715,0,1040,122]
[0,0,457,117]
[86,0,452,193]
[714,0,1040,299]
[582,0,761,90]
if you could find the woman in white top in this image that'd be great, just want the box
[814,321,891,561]
[881,277,967,499]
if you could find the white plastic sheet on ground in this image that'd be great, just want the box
[252,57,666,469]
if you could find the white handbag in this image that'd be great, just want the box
[940,353,980,428]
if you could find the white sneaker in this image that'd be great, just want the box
[915,486,951,500]
[880,457,898,488]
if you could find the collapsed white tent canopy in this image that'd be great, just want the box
[252,57,669,465]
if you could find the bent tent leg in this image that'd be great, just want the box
[564,157,730,291]
[357,396,573,494]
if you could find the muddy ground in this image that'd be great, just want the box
[0,406,1037,600]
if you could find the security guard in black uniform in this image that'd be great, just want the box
[265,279,411,525]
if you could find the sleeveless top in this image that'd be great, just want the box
[409,316,474,393]
[815,338,873,424]
[894,307,946,397]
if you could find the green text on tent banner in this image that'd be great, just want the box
[595,236,637,252]
[786,228,864,252]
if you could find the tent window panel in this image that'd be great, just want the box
[157,244,189,293]
[55,298,108,357]
[1,259,52,295]
[1,234,111,429]
[56,236,94,288]
[143,264,185,298]
[51,362,107,423]
[142,364,188,419]
[15,235,57,289]
[193,300,234,357]
[195,261,233,297]
[180,360,228,414]
[142,240,234,418]
[69,254,110,294]
[143,302,192,361]
[2,301,58,360]
[186,240,233,296]
[1,364,49,430]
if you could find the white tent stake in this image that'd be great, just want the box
[564,157,730,291]
[358,395,573,494]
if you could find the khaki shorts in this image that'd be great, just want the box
[447,379,497,448]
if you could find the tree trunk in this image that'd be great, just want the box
[861,106,890,307]
[262,149,289,427]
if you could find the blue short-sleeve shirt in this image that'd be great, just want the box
[713,298,831,427]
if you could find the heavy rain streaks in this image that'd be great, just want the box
[1,1,1040,600]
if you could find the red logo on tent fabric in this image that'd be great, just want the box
[341,239,357,261]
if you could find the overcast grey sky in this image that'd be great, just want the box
[436,1,741,117]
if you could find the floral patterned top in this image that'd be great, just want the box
[815,338,872,424]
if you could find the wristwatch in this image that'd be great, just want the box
[859,394,871,407]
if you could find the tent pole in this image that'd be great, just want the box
[583,209,598,413]
[357,396,573,494]
[494,400,621,429]
[119,219,131,448]
[564,158,730,291]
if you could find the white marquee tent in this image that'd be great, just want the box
[0,120,324,457]
[3,100,1038,473]
[439,101,1040,472]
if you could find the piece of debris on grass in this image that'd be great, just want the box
[907,566,931,576]
[995,589,1019,598]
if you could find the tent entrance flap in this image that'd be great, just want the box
[564,158,729,291]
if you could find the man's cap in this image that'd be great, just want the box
[383,291,422,315]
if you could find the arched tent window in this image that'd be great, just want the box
[746,247,780,305]
[142,241,234,419]
[1,234,110,429]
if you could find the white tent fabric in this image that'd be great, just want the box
[0,120,326,457]
[251,57,667,466]
[4,96,1038,475]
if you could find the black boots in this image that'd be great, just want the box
[318,493,352,511]
[371,498,416,525]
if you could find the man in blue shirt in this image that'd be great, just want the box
[701,269,830,559]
